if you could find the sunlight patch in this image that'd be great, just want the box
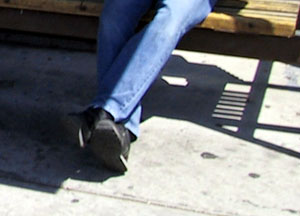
[258,88,300,128]
[221,125,239,132]
[161,75,189,87]
[224,83,252,93]
[254,129,300,153]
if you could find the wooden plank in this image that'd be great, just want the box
[1,0,298,16]
[0,0,299,37]
[199,12,297,37]
[217,0,299,13]
[1,16,300,64]
[214,8,297,19]
[0,0,298,13]
[1,8,300,63]
[0,0,298,15]
[0,0,104,16]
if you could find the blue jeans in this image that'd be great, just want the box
[92,0,217,137]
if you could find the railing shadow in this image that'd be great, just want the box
[142,55,300,158]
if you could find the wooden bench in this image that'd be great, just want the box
[0,0,299,37]
[0,0,300,62]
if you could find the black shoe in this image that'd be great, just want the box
[90,118,131,172]
[68,107,131,173]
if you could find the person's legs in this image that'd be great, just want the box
[93,0,218,137]
[96,0,153,84]
[73,0,153,172]
[76,0,218,172]
[90,0,153,138]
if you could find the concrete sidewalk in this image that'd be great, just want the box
[0,43,300,216]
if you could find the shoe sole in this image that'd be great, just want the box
[90,119,128,173]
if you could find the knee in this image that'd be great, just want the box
[152,6,189,38]
[154,0,217,32]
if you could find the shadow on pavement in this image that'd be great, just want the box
[142,56,300,158]
[0,44,123,193]
[0,45,299,194]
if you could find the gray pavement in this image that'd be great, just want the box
[0,43,300,215]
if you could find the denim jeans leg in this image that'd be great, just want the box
[93,0,218,137]
[92,0,153,136]
[96,0,153,84]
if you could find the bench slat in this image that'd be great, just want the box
[217,0,299,13]
[214,7,297,18]
[0,0,299,37]
[200,12,296,36]
[1,0,298,15]
[0,0,103,16]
